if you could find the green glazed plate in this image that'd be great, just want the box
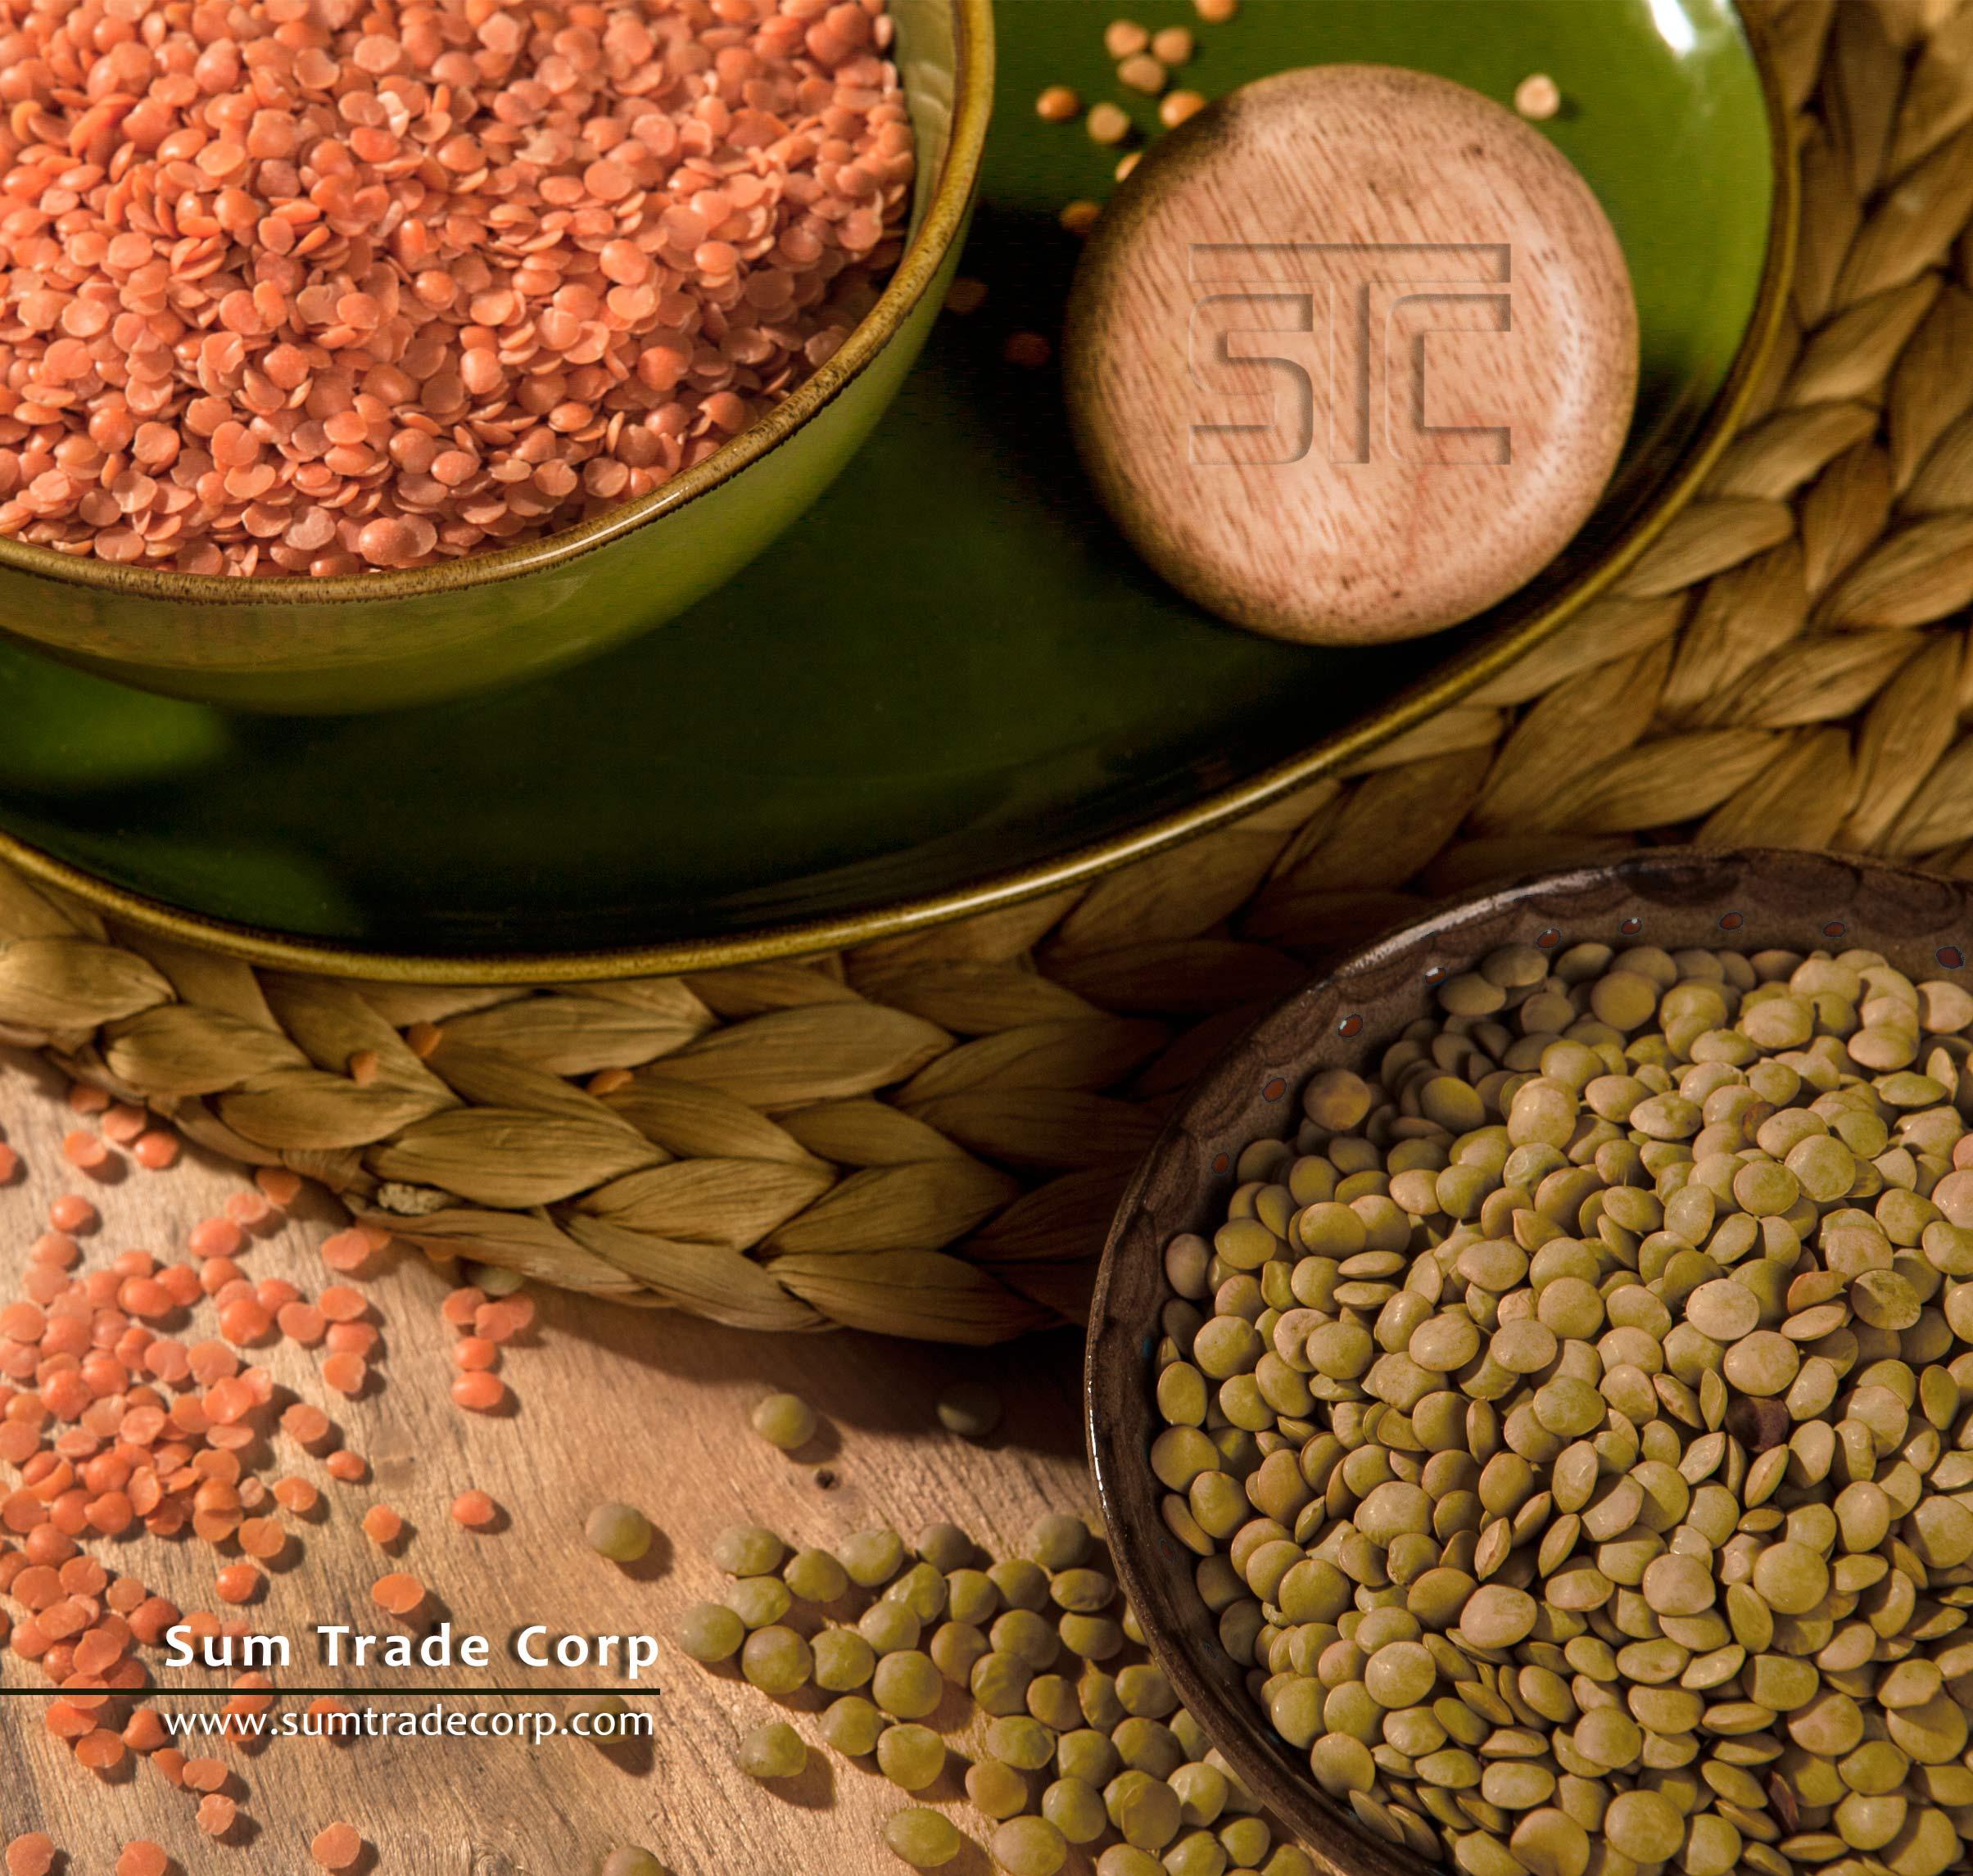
[0,0,1789,979]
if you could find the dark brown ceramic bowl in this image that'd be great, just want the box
[1085,845,1973,1861]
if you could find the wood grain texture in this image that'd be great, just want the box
[1088,843,1973,1860]
[0,1046,1093,1876]
[1064,64,1639,644]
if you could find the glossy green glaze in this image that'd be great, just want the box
[0,0,1785,974]
[0,0,984,714]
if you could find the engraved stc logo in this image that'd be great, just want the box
[1186,242,1517,468]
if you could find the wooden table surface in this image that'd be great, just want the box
[0,1046,1098,1876]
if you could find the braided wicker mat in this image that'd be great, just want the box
[2,0,1971,1342]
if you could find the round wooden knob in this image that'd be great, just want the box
[1063,65,1639,646]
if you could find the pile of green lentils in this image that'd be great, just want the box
[1157,935,1973,1876]
[678,1508,1315,1876]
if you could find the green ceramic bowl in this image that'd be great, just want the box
[0,0,993,716]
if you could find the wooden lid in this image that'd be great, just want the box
[1063,65,1639,646]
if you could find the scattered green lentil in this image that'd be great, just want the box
[751,1391,819,1451]
[740,1625,812,1696]
[992,1815,1070,1876]
[820,1695,886,1757]
[872,1650,943,1719]
[599,1851,669,1876]
[676,1602,744,1664]
[812,1626,878,1692]
[938,1381,1005,1439]
[783,1547,851,1604]
[968,1756,1033,1819]
[883,1808,965,1869]
[840,1528,908,1588]
[583,1502,653,1564]
[876,1723,948,1791]
[735,1720,807,1780]
[711,1526,785,1577]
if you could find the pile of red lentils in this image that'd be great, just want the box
[0,0,914,574]
[0,1084,535,1869]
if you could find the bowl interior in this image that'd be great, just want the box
[0,0,1786,970]
[1086,847,1973,1859]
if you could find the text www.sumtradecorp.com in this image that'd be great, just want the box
[159,1702,653,1745]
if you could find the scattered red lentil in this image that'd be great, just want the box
[215,1562,261,1605]
[197,1793,238,1838]
[4,1837,55,1876]
[310,1822,364,1872]
[452,1489,498,1528]
[133,1132,182,1172]
[102,1105,149,1146]
[1104,18,1150,57]
[60,1131,108,1170]
[325,1449,368,1483]
[370,1571,424,1616]
[115,1845,168,1876]
[48,1195,97,1233]
[1036,84,1081,123]
[450,1371,506,1413]
[0,0,916,576]
[182,1756,228,1793]
[255,1167,304,1208]
[66,1084,111,1116]
[360,1503,403,1546]
[0,1144,17,1182]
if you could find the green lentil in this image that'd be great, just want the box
[812,1625,877,1692]
[740,1625,812,1695]
[872,1650,943,1720]
[839,1528,907,1588]
[876,1721,946,1790]
[882,1808,964,1869]
[676,1602,744,1664]
[783,1547,850,1604]
[584,1501,654,1563]
[735,1720,806,1780]
[937,1381,1004,1439]
[750,1391,817,1451]
[724,1575,791,1630]
[710,1525,785,1577]
[991,1815,1069,1876]
[967,1757,1032,1819]
[1026,1512,1094,1571]
[819,1695,885,1757]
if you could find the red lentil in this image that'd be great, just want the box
[115,1846,168,1876]
[370,1571,423,1616]
[0,0,914,576]
[197,1793,238,1837]
[48,1196,97,1233]
[452,1489,498,1528]
[255,1167,304,1207]
[4,1836,56,1876]
[360,1503,403,1546]
[133,1132,182,1172]
[311,1822,364,1872]
[451,1371,506,1413]
[215,1562,261,1605]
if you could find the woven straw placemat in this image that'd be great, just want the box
[2,0,1968,1342]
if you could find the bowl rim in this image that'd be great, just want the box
[1082,843,1973,1856]
[0,0,995,610]
[0,0,1797,984]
